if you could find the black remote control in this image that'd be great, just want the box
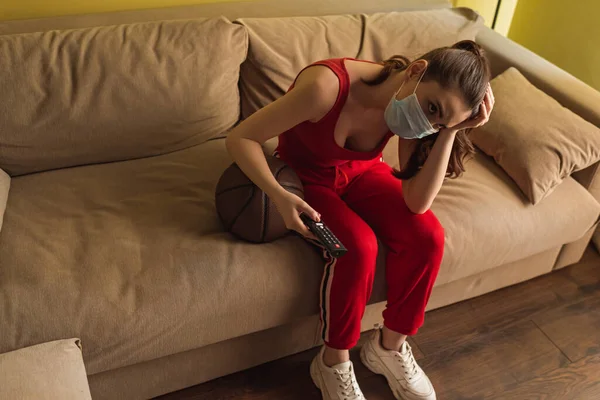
[300,213,348,258]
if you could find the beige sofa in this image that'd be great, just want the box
[0,339,92,400]
[0,1,599,399]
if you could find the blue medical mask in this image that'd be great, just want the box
[384,71,438,139]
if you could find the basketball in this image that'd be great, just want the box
[215,155,304,243]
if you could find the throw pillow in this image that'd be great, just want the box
[470,67,600,204]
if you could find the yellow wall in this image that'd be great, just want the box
[508,0,600,90]
[493,0,518,37]
[0,0,517,24]
[0,0,241,20]
[452,0,517,36]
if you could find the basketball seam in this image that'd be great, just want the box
[219,162,304,242]
[259,164,287,242]
[278,166,300,188]
[279,165,304,194]
[215,183,255,197]
[216,181,301,198]
[229,185,255,232]
[260,189,268,243]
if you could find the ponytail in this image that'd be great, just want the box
[362,55,410,86]
[452,39,484,57]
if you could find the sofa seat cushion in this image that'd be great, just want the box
[1,138,598,379]
[382,137,600,285]
[0,138,324,376]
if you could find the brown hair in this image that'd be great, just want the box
[364,40,491,180]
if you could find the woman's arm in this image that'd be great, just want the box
[398,84,495,214]
[398,132,457,214]
[226,67,337,199]
[226,66,339,236]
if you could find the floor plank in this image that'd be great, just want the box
[555,245,600,301]
[411,299,480,356]
[418,320,569,399]
[157,348,320,400]
[484,353,600,400]
[414,270,573,356]
[154,246,600,400]
[415,246,600,358]
[533,293,600,363]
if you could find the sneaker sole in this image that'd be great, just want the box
[360,342,407,400]
[360,342,436,400]
[310,356,331,400]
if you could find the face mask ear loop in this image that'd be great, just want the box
[393,79,406,99]
[412,64,427,94]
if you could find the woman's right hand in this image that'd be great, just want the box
[272,190,321,240]
[225,66,335,241]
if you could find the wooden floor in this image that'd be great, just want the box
[157,246,600,400]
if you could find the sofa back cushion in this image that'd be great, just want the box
[237,8,482,119]
[357,8,483,63]
[0,18,247,176]
[237,14,363,119]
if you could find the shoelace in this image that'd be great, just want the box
[334,367,363,400]
[395,343,419,382]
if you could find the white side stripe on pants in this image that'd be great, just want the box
[306,237,336,343]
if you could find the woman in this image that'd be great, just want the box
[226,40,493,400]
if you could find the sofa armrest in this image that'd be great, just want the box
[476,27,600,202]
[0,168,10,232]
[0,339,92,400]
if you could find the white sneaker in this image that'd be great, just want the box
[360,327,436,400]
[310,346,366,400]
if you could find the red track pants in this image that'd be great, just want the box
[304,159,445,350]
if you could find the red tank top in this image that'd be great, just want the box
[276,58,394,188]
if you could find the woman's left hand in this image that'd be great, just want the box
[447,83,495,132]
